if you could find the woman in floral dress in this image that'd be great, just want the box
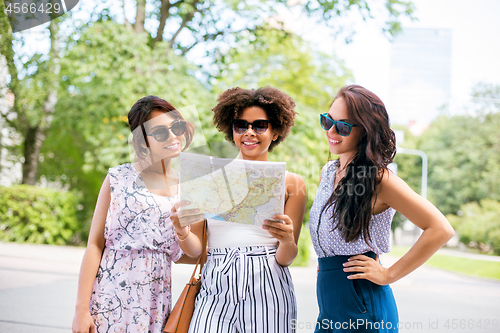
[72,96,204,333]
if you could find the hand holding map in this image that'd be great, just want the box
[179,152,286,227]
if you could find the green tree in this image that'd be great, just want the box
[57,21,215,171]
[0,1,61,185]
[1,0,415,187]
[447,199,500,255]
[91,0,415,54]
[415,83,500,215]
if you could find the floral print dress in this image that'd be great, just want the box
[90,163,183,333]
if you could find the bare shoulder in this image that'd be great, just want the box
[379,169,407,191]
[286,171,305,192]
[377,168,418,207]
[284,171,306,202]
[286,171,304,184]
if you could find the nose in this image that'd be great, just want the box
[244,125,257,135]
[327,124,337,136]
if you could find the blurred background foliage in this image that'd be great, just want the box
[1,0,499,260]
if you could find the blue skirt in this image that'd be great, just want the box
[315,252,399,332]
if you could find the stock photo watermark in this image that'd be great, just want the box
[4,0,79,32]
[290,318,499,331]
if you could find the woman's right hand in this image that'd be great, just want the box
[170,201,204,237]
[72,309,95,333]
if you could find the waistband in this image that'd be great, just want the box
[318,251,376,271]
[208,245,277,257]
[207,246,277,305]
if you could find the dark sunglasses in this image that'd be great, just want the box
[320,113,357,137]
[232,119,270,135]
[146,121,187,142]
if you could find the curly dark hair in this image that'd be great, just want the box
[212,87,297,152]
[320,85,396,245]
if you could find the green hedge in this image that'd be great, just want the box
[447,199,500,255]
[0,185,81,245]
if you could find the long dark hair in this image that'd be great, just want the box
[323,85,396,245]
[128,96,194,157]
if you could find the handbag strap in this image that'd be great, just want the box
[192,220,207,279]
[162,159,207,279]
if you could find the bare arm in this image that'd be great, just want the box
[170,201,204,259]
[72,175,110,333]
[174,220,205,264]
[344,171,454,285]
[264,172,307,267]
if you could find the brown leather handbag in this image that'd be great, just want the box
[164,220,207,333]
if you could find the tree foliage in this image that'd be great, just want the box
[447,199,500,255]
[57,21,215,172]
[84,0,415,54]
[417,112,500,215]
[1,0,415,186]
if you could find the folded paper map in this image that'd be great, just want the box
[179,152,286,227]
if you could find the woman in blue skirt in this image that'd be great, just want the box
[309,85,454,332]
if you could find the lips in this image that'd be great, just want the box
[328,137,341,145]
[242,141,259,148]
[164,142,180,150]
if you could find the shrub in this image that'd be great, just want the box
[448,199,500,255]
[292,227,311,267]
[0,185,81,245]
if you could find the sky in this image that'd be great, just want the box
[286,0,500,125]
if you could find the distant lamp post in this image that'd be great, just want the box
[393,129,428,199]
[396,147,428,199]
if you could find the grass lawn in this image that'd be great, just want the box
[389,246,500,280]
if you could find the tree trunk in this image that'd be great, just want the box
[21,12,60,185]
[123,0,132,30]
[154,0,172,42]
[135,0,146,33]
[22,126,44,185]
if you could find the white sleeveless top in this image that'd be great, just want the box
[207,219,278,249]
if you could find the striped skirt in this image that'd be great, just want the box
[188,246,297,333]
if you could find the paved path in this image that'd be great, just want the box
[0,242,499,333]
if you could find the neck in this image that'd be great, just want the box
[338,152,355,171]
[146,159,172,175]
[238,151,269,162]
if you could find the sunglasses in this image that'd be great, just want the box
[146,121,187,142]
[320,113,357,137]
[232,119,270,135]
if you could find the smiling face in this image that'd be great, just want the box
[233,106,278,161]
[144,110,183,162]
[325,97,362,163]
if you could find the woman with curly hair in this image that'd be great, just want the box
[309,85,454,332]
[181,87,307,332]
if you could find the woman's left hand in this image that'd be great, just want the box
[343,254,391,285]
[262,214,295,245]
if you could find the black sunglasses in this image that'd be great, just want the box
[232,119,270,135]
[320,113,357,137]
[146,121,187,142]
